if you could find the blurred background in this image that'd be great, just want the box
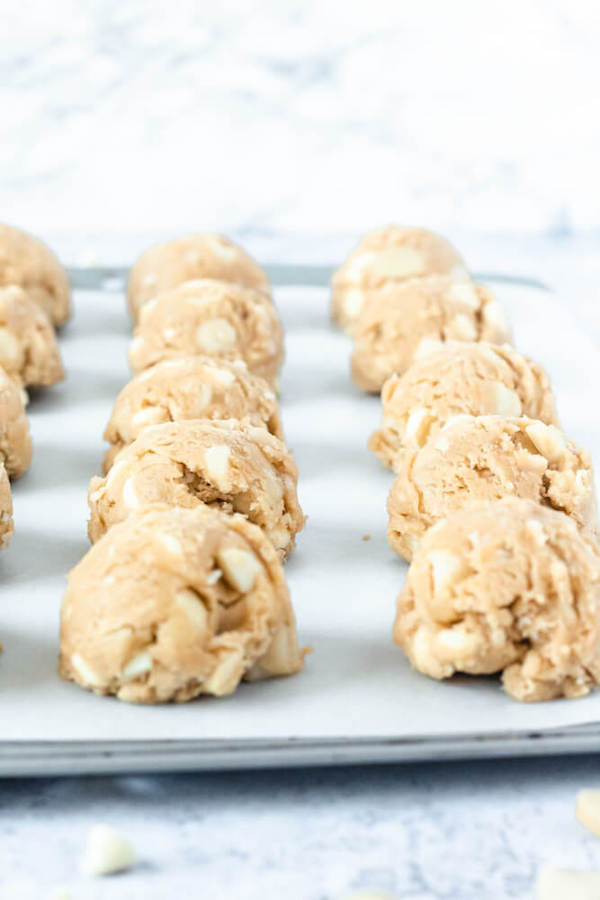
[3,0,600,269]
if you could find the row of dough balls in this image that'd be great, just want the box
[60,234,307,704]
[0,224,70,548]
[332,226,600,702]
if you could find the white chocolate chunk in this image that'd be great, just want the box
[218,547,262,592]
[344,251,375,282]
[429,550,463,593]
[206,568,222,585]
[132,406,165,430]
[577,789,600,836]
[156,533,183,558]
[536,867,600,900]
[204,650,244,695]
[175,588,208,632]
[71,653,105,688]
[0,327,21,365]
[212,367,236,386]
[449,282,479,309]
[343,289,364,319]
[487,381,522,417]
[371,247,425,279]
[452,313,478,341]
[482,299,509,332]
[204,445,231,488]
[121,651,153,682]
[122,476,140,509]
[404,408,434,446]
[196,318,236,353]
[525,422,567,463]
[80,824,136,877]
[413,337,444,359]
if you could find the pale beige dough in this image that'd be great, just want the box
[395,497,600,702]
[128,279,284,388]
[0,224,71,327]
[387,415,597,561]
[351,275,512,393]
[103,356,283,472]
[60,504,306,703]
[88,419,304,557]
[0,367,32,479]
[127,233,270,322]
[0,286,64,390]
[370,341,559,469]
[0,460,13,548]
[331,225,467,334]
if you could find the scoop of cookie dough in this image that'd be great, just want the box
[351,276,511,393]
[0,224,71,327]
[331,226,467,334]
[88,419,304,556]
[395,497,600,702]
[60,504,305,703]
[387,415,597,561]
[127,234,270,322]
[370,341,559,469]
[0,367,32,479]
[0,286,64,390]
[0,460,13,548]
[103,356,283,472]
[128,279,284,388]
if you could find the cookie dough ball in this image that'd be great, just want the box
[0,286,64,390]
[88,419,304,556]
[0,224,71,327]
[370,342,559,469]
[0,367,32,479]
[127,234,270,322]
[60,504,305,703]
[395,497,600,701]
[103,356,283,472]
[388,415,597,561]
[0,461,13,548]
[351,276,511,393]
[331,226,467,334]
[128,279,284,388]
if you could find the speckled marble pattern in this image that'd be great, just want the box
[1,756,600,899]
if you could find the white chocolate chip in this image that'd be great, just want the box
[132,406,165,431]
[246,625,297,681]
[218,547,262,592]
[175,588,208,632]
[449,282,479,309]
[212,367,236,386]
[204,444,231,488]
[577,789,600,836]
[525,518,547,546]
[129,336,144,357]
[536,867,600,900]
[525,422,567,463]
[404,408,434,446]
[451,313,478,341]
[343,289,364,319]
[429,550,464,593]
[122,476,140,509]
[71,653,105,688]
[435,626,478,658]
[206,568,222,585]
[156,533,183,557]
[372,246,425,279]
[196,318,237,353]
[482,299,509,334]
[413,337,444,359]
[343,251,375,283]
[0,327,21,365]
[121,652,153,682]
[486,381,522,417]
[442,414,474,431]
[80,824,136,877]
[197,382,213,407]
[204,650,244,696]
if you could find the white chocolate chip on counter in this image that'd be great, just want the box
[80,824,136,877]
[218,547,263,592]
[536,867,600,899]
[576,789,600,836]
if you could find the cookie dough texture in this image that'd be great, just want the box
[103,356,283,472]
[0,367,32,479]
[127,234,270,322]
[128,279,283,388]
[387,416,597,561]
[0,461,13,548]
[0,286,64,389]
[60,504,305,703]
[88,419,304,556]
[394,498,600,702]
[370,342,559,469]
[331,226,468,334]
[351,275,512,392]
[0,224,71,327]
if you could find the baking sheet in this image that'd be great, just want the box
[1,267,600,771]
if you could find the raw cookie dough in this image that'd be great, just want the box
[394,497,600,702]
[103,356,283,472]
[331,225,467,334]
[387,415,597,561]
[0,286,64,390]
[351,275,511,392]
[0,223,71,327]
[370,341,559,470]
[127,234,270,322]
[0,367,32,479]
[88,419,304,557]
[0,460,13,548]
[128,279,284,388]
[60,504,306,703]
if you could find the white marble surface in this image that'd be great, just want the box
[3,2,600,898]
